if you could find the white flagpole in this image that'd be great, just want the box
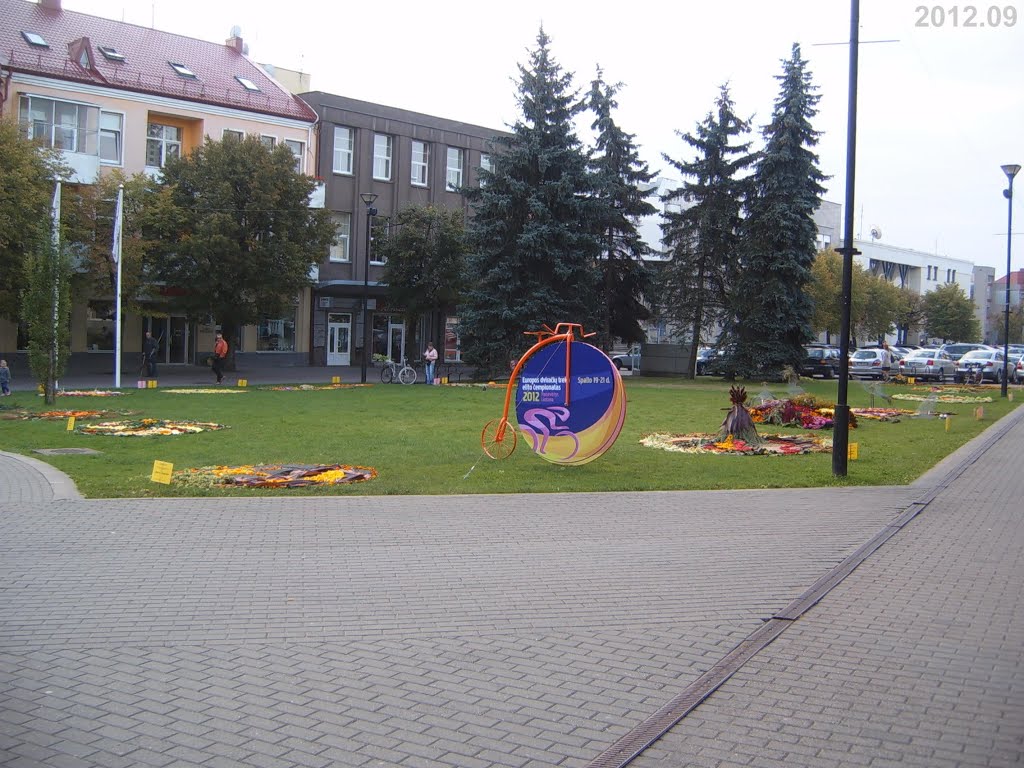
[51,182,61,395]
[113,184,124,389]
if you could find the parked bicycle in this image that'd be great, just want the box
[380,357,418,385]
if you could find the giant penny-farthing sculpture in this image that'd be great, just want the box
[481,323,627,465]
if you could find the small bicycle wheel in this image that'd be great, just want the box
[380,366,394,384]
[399,366,417,385]
[481,418,517,459]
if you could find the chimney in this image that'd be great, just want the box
[226,35,244,53]
[40,0,62,9]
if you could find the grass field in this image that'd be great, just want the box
[0,377,1017,498]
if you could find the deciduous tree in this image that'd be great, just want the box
[922,283,980,342]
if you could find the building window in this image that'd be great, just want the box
[411,140,429,187]
[257,313,296,352]
[260,135,276,148]
[479,152,493,186]
[373,134,392,181]
[333,126,353,175]
[98,45,126,62]
[21,31,49,48]
[86,301,115,351]
[146,123,181,167]
[169,62,197,78]
[99,111,123,164]
[235,76,260,92]
[951,269,956,283]
[222,129,243,141]
[330,212,351,262]
[284,138,304,173]
[19,94,98,154]
[444,316,461,362]
[446,147,463,191]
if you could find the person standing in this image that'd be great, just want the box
[423,341,438,385]
[143,331,159,378]
[212,331,229,384]
[0,359,11,396]
[880,341,893,382]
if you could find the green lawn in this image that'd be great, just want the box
[1,378,1017,498]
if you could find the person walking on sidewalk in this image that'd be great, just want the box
[212,331,229,384]
[423,341,438,385]
[0,359,11,396]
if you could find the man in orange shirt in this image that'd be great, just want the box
[212,331,229,384]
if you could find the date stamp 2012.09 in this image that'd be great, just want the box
[915,5,1018,27]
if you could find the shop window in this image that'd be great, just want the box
[86,301,115,351]
[257,313,296,351]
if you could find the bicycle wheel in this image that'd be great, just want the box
[481,418,517,459]
[380,366,394,384]
[399,366,417,385]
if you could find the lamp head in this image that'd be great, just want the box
[1002,164,1021,181]
[359,192,379,207]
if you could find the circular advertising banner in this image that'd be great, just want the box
[514,340,626,465]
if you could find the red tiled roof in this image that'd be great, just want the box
[0,0,316,122]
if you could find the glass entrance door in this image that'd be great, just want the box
[327,313,351,366]
[168,316,189,364]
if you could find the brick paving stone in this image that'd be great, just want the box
[2,409,1023,767]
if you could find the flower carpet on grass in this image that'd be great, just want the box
[262,384,371,391]
[160,388,249,395]
[53,390,126,397]
[175,463,377,488]
[76,419,227,436]
[892,393,994,403]
[641,432,831,455]
[749,395,854,430]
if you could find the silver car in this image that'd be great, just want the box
[898,348,954,383]
[955,349,1006,384]
[849,348,891,379]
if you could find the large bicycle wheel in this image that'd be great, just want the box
[380,366,394,384]
[481,418,517,459]
[398,366,417,385]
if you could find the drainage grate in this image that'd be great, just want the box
[34,448,101,456]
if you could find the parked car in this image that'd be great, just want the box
[939,342,992,361]
[849,348,892,379]
[954,348,1006,384]
[695,347,713,375]
[898,348,955,382]
[800,345,842,379]
[1012,353,1024,385]
[611,345,642,371]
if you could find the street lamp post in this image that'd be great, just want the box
[359,192,379,385]
[1000,164,1020,398]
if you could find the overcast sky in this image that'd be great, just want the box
[64,0,1024,273]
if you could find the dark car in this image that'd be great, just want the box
[800,345,841,379]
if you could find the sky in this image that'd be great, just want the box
[62,0,1024,273]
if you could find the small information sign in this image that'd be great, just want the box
[151,460,173,484]
[66,416,76,431]
[847,442,859,460]
[237,379,248,387]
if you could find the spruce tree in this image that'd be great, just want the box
[733,44,826,376]
[461,29,601,374]
[587,68,656,349]
[661,84,753,378]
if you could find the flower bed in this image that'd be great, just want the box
[641,432,831,455]
[53,390,126,397]
[175,463,377,488]
[849,407,917,422]
[263,384,371,391]
[33,410,107,420]
[160,388,249,394]
[749,396,853,430]
[892,393,993,403]
[76,419,227,436]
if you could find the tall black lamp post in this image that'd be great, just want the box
[1000,163,1020,398]
[359,192,379,384]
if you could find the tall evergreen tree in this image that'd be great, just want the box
[587,68,656,349]
[460,29,601,374]
[733,44,826,376]
[661,84,752,378]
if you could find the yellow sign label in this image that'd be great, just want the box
[237,379,248,387]
[847,442,859,460]
[150,460,174,484]
[66,416,75,431]
[147,379,157,388]
[331,376,341,384]
[945,415,952,432]
[907,376,916,385]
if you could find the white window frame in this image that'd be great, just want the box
[99,110,124,165]
[333,126,353,175]
[330,212,351,263]
[146,122,182,168]
[284,138,304,173]
[19,94,98,155]
[373,134,393,181]
[411,140,429,187]
[369,218,388,265]
[446,147,464,191]
[479,152,493,186]
[260,134,276,148]
[222,128,244,141]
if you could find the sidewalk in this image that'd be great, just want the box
[0,409,1021,766]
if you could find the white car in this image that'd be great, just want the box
[898,349,954,383]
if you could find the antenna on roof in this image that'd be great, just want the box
[230,25,242,38]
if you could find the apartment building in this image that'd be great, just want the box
[0,0,320,368]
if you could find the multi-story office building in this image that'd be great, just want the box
[301,92,503,367]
